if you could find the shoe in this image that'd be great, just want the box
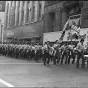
[47,64,49,66]
[76,66,79,68]
[81,66,85,68]
[72,62,74,64]
[44,63,46,65]
[61,63,63,65]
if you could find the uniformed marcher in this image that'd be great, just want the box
[76,38,85,68]
[61,43,68,65]
[68,42,75,64]
[34,43,40,61]
[43,42,50,65]
[53,40,61,65]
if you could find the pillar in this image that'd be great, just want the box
[34,1,39,22]
[12,1,15,26]
[4,1,8,29]
[41,1,45,20]
[29,1,33,22]
[15,1,19,26]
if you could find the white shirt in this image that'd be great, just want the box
[77,42,84,52]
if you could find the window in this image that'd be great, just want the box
[32,5,35,21]
[26,1,30,23]
[9,1,13,27]
[39,3,42,17]
[17,1,20,26]
[6,3,9,28]
[0,4,2,10]
[12,1,16,26]
[21,1,25,25]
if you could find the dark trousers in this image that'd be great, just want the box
[53,55,57,65]
[71,52,75,64]
[61,51,68,64]
[68,50,75,64]
[43,51,50,65]
[57,51,62,64]
[34,51,40,61]
[76,51,85,68]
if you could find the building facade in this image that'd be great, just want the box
[44,1,88,33]
[0,1,6,43]
[4,1,45,44]
[43,1,88,43]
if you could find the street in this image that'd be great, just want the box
[0,56,88,87]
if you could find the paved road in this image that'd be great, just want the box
[0,56,88,87]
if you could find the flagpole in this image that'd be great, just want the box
[59,20,68,41]
[71,18,74,43]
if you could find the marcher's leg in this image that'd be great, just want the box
[72,53,75,64]
[47,55,50,65]
[61,52,65,65]
[81,54,85,68]
[76,52,80,68]
[68,55,71,64]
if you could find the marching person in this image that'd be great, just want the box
[76,38,85,68]
[68,42,75,64]
[48,44,54,62]
[53,40,61,65]
[61,43,68,65]
[42,41,50,65]
[34,43,40,61]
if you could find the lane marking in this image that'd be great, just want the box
[0,79,14,87]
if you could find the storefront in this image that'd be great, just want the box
[4,21,44,44]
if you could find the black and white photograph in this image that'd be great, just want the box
[0,0,88,87]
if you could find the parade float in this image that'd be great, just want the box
[43,19,88,46]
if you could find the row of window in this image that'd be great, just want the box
[5,1,42,28]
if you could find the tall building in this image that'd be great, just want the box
[43,1,88,43]
[0,1,6,43]
[4,1,45,44]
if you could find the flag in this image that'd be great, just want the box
[59,20,69,40]
[71,21,80,34]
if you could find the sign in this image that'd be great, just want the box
[0,1,6,12]
[6,31,14,36]
[23,29,35,33]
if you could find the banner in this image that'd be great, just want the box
[71,21,80,34]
